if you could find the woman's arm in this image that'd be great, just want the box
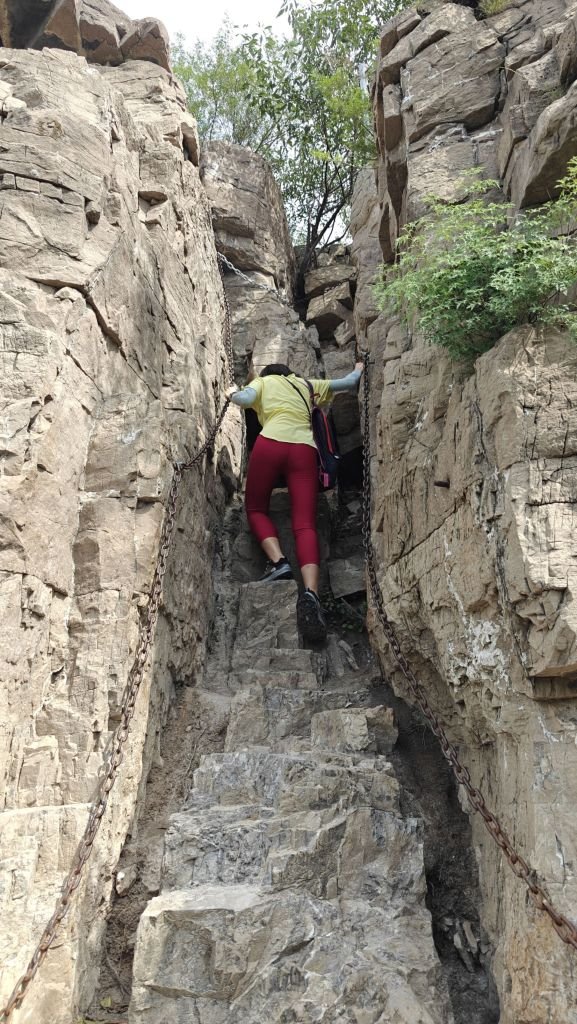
[227,385,258,408]
[327,362,363,394]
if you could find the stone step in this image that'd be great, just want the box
[163,803,350,891]
[231,646,318,675]
[234,580,300,652]
[165,795,423,901]
[130,884,450,1024]
[224,684,373,751]
[311,705,398,756]
[191,750,399,817]
[228,667,320,693]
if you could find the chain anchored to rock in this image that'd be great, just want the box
[359,348,577,952]
[217,250,293,306]
[0,253,235,1024]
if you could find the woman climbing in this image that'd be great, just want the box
[227,361,363,641]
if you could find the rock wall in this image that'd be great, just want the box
[200,141,320,384]
[0,38,242,1024]
[358,3,577,1022]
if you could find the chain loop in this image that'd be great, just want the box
[359,348,577,952]
[216,251,283,297]
[0,259,236,1023]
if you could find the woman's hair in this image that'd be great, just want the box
[260,363,293,378]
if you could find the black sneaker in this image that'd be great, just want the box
[259,558,294,582]
[296,589,327,641]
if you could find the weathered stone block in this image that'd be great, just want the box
[304,262,356,298]
[311,706,397,754]
[328,554,366,598]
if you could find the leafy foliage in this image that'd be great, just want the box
[172,1,410,278]
[172,22,273,149]
[375,162,577,359]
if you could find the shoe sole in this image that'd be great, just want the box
[261,568,294,582]
[296,595,327,641]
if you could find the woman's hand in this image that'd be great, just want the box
[225,384,239,398]
[354,361,364,375]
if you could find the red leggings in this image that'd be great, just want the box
[245,436,319,566]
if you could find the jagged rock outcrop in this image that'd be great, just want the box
[303,245,362,460]
[357,3,577,1022]
[0,0,171,69]
[0,42,241,1024]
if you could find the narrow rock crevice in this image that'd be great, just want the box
[380,680,501,1024]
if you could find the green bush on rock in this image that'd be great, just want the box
[374,161,577,360]
[479,0,514,16]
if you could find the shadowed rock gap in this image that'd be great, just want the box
[378,680,501,1024]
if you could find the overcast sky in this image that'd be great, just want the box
[118,0,289,45]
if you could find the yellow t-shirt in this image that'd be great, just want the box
[248,374,333,447]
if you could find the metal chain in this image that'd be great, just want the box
[0,261,235,1023]
[359,348,577,951]
[216,253,236,384]
[216,251,291,305]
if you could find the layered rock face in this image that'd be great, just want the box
[0,42,241,1024]
[358,2,577,1022]
[200,141,320,383]
[304,245,363,461]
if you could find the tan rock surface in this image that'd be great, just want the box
[304,261,356,298]
[0,45,241,1023]
[199,140,315,384]
[361,3,577,1021]
[200,141,296,296]
[374,0,577,262]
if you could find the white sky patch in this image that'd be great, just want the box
[117,0,289,46]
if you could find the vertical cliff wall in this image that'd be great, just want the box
[357,2,577,1022]
[0,21,242,1022]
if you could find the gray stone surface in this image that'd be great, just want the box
[130,581,452,1024]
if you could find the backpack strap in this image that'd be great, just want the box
[282,376,313,421]
[304,379,316,407]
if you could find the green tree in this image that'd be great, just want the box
[242,0,409,280]
[171,20,274,149]
[172,1,410,285]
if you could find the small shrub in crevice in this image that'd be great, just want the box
[374,161,577,360]
[478,0,514,16]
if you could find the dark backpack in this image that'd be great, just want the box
[285,377,340,491]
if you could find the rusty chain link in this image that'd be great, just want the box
[217,253,236,386]
[359,348,577,952]
[0,254,236,1023]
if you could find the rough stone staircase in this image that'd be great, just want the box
[128,580,453,1023]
